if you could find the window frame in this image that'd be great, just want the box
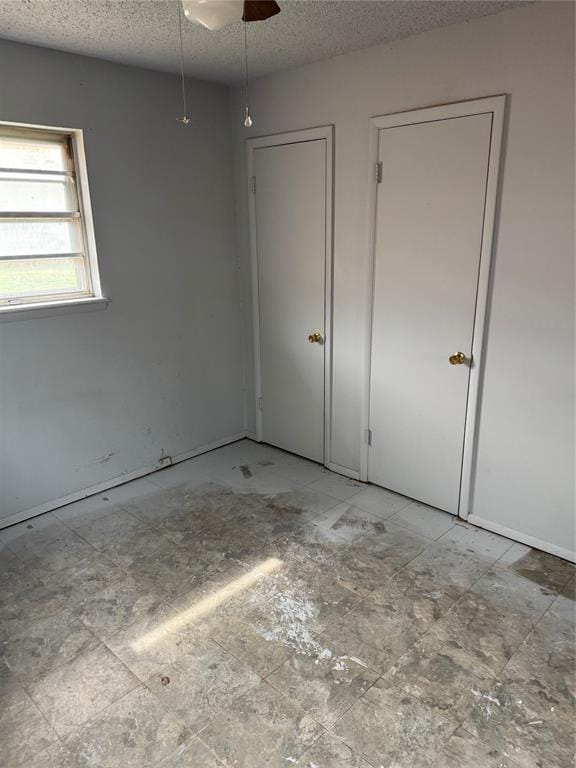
[0,120,106,318]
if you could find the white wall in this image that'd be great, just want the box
[232,2,575,559]
[0,40,244,524]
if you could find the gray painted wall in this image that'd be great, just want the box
[0,40,244,522]
[232,3,575,559]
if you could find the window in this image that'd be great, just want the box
[0,122,103,312]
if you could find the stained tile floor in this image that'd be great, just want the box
[1,439,574,768]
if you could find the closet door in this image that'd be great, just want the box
[369,113,492,514]
[252,138,327,462]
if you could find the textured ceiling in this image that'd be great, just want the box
[0,0,528,83]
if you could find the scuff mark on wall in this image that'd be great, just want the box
[92,451,117,465]
[158,448,173,468]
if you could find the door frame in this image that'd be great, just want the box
[246,126,334,467]
[360,96,506,519]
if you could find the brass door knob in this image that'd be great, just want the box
[308,332,323,344]
[449,352,467,365]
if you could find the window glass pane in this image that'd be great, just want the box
[0,220,82,257]
[0,172,78,213]
[0,256,88,299]
[0,135,69,172]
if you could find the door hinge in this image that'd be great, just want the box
[365,428,372,445]
[257,396,263,411]
[375,162,382,184]
[250,175,256,194]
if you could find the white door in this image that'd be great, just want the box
[253,138,327,462]
[369,113,493,514]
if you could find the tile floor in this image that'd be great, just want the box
[1,439,574,768]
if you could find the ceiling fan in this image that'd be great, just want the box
[182,0,281,31]
[176,1,281,127]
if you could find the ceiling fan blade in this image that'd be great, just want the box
[243,0,281,23]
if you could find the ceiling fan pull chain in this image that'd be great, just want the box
[176,0,191,125]
[243,21,253,128]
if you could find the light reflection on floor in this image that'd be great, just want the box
[130,557,283,653]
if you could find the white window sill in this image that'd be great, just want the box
[0,296,109,322]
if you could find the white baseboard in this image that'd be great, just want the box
[242,438,361,482]
[326,462,362,481]
[243,439,361,482]
[8,435,571,565]
[468,514,575,564]
[0,431,247,530]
